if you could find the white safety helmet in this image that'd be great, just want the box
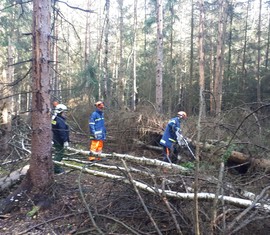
[177,111,187,119]
[54,104,68,114]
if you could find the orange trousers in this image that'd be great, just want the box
[89,140,103,160]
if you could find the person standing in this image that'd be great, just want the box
[89,101,106,161]
[159,111,187,163]
[51,104,69,174]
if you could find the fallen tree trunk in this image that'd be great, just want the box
[66,147,190,173]
[131,140,270,172]
[229,151,270,172]
[54,161,270,212]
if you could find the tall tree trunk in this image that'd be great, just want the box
[256,0,262,104]
[54,16,59,100]
[194,1,205,234]
[226,3,233,83]
[209,18,215,115]
[118,0,125,109]
[156,0,163,113]
[265,10,270,70]
[26,0,54,190]
[97,1,103,102]
[84,0,90,98]
[188,0,194,116]
[214,0,228,115]
[103,0,110,104]
[198,0,206,119]
[132,0,138,111]
[241,0,249,92]
[168,0,175,116]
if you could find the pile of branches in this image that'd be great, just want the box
[22,147,270,234]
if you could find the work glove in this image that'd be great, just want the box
[175,127,181,133]
[64,141,69,148]
[177,133,185,146]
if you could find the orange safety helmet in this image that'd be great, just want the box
[95,101,104,109]
[177,111,187,119]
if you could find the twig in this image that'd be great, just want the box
[78,169,104,235]
[121,159,163,235]
[211,162,224,234]
[161,179,183,235]
[17,213,78,235]
[226,185,270,233]
[96,213,141,235]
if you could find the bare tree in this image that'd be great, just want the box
[118,0,125,109]
[256,0,262,104]
[156,0,163,113]
[198,0,206,119]
[188,0,194,116]
[103,0,110,103]
[132,0,138,111]
[27,0,54,191]
[193,1,206,234]
[213,0,228,115]
[241,0,250,92]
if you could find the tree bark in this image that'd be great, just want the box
[132,0,138,111]
[156,0,163,113]
[256,0,262,104]
[27,0,54,191]
[214,0,228,115]
[103,0,110,103]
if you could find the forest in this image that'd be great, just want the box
[1,0,270,234]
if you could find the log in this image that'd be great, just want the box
[229,151,270,172]
[0,165,29,191]
[131,140,270,173]
[66,147,190,173]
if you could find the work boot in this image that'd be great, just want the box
[54,168,65,175]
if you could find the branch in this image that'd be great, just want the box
[122,160,163,235]
[54,161,270,212]
[56,0,95,13]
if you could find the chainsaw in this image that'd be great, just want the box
[176,131,196,160]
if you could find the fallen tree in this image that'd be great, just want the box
[131,139,270,173]
[66,146,190,173]
[53,160,270,212]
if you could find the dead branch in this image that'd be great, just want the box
[54,161,270,212]
[122,160,163,235]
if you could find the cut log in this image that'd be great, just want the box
[229,151,270,172]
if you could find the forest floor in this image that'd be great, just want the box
[1,109,270,234]
[0,126,169,235]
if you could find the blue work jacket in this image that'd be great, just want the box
[159,116,181,148]
[51,115,69,146]
[89,109,106,140]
